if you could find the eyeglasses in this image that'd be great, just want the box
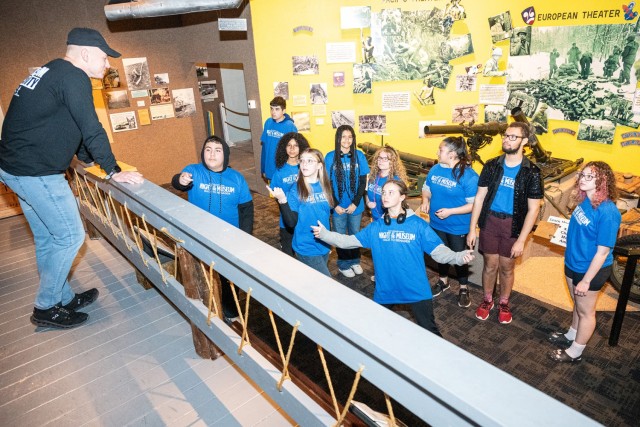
[578,172,596,181]
[503,134,523,141]
[377,156,390,162]
[300,158,318,164]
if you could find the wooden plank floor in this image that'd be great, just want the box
[0,215,295,427]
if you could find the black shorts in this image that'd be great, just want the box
[564,265,612,291]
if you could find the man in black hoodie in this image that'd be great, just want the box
[172,136,253,322]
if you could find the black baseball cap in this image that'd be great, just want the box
[67,28,121,58]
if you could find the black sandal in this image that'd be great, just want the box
[549,349,582,363]
[547,331,573,348]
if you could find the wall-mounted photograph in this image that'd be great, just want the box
[105,90,130,109]
[110,111,138,132]
[122,57,151,91]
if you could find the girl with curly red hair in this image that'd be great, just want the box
[549,161,621,363]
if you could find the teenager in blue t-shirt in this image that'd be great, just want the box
[325,125,370,278]
[549,162,621,363]
[313,179,474,336]
[260,96,297,181]
[421,137,478,308]
[172,136,253,322]
[366,146,408,221]
[268,149,335,277]
[270,132,310,256]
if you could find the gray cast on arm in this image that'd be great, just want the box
[316,227,363,249]
[430,244,468,265]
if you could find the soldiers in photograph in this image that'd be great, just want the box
[618,35,639,85]
[603,47,622,79]
[531,103,548,135]
[580,52,593,79]
[568,43,581,71]
[512,30,530,56]
[549,48,560,78]
[483,47,507,77]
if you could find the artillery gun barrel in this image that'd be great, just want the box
[423,122,507,136]
[510,107,549,163]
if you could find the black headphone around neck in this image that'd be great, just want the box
[340,152,352,158]
[384,210,407,225]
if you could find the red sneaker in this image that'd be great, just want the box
[475,299,494,321]
[498,302,513,324]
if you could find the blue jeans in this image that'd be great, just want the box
[295,253,331,277]
[331,211,362,270]
[0,168,85,309]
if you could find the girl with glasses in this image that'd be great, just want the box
[365,146,408,222]
[420,137,478,308]
[270,133,310,256]
[312,179,474,335]
[549,161,621,363]
[268,149,335,277]
[325,125,370,278]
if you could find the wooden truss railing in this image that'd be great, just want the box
[70,162,598,427]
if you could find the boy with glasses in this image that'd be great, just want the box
[467,122,543,324]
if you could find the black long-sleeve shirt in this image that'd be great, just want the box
[0,59,118,176]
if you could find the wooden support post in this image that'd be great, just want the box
[177,246,223,360]
[84,218,103,240]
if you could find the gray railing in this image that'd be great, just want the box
[71,162,599,427]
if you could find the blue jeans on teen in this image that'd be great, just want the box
[295,253,331,277]
[331,211,362,270]
[0,168,85,310]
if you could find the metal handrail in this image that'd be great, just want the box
[72,161,598,427]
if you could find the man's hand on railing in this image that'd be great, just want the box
[111,171,144,184]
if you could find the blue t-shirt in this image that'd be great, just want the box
[367,174,399,220]
[288,181,331,256]
[181,163,252,228]
[260,115,297,180]
[325,149,370,215]
[271,163,299,228]
[490,163,521,215]
[565,199,621,273]
[423,164,478,235]
[355,215,443,304]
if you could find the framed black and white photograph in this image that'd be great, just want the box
[292,55,319,75]
[172,88,197,118]
[359,114,386,133]
[292,111,310,132]
[484,105,508,123]
[198,80,218,102]
[353,63,374,94]
[105,90,130,109]
[273,81,289,99]
[122,57,151,91]
[577,119,615,144]
[154,73,169,85]
[452,104,479,124]
[103,67,121,89]
[196,64,208,78]
[510,26,531,56]
[331,110,355,128]
[488,12,512,43]
[310,83,328,104]
[110,111,138,132]
[456,75,477,92]
[505,91,538,118]
[149,87,171,105]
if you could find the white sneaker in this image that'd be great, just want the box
[339,268,356,278]
[351,264,364,275]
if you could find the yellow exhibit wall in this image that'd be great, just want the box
[250,0,640,174]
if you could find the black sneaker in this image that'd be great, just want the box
[31,306,88,329]
[458,288,471,308]
[431,280,450,297]
[62,288,99,311]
